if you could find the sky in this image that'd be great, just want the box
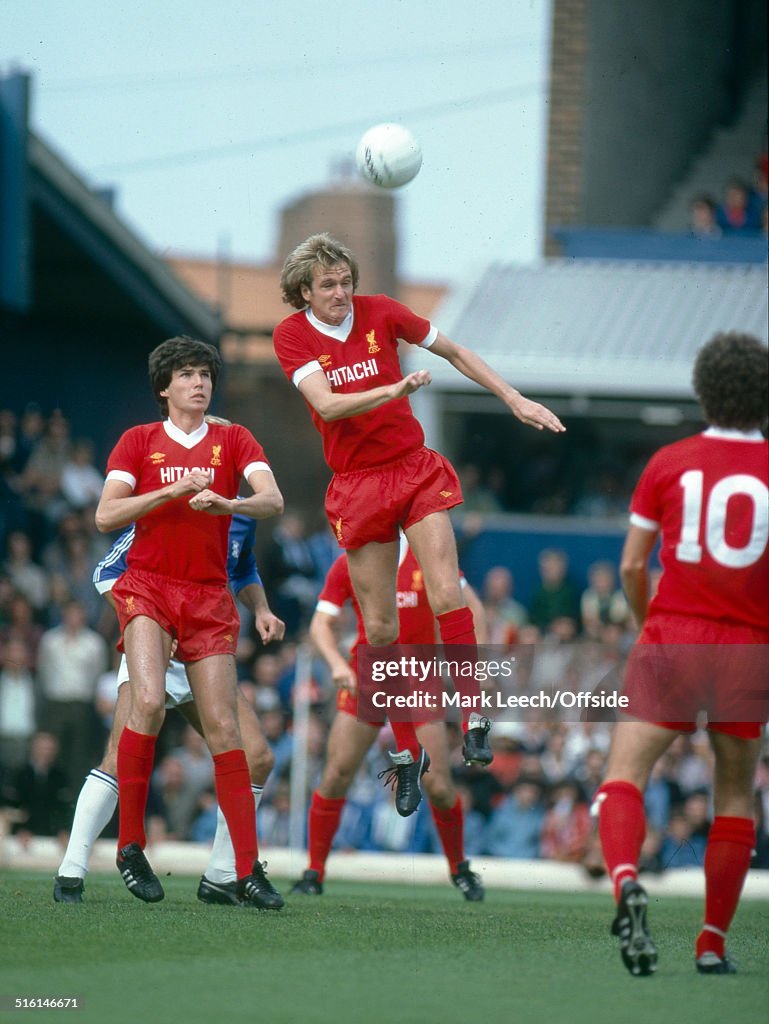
[1,0,552,284]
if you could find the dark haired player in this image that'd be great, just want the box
[274,233,565,804]
[95,336,285,909]
[593,332,768,976]
[54,510,284,905]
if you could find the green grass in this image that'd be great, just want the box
[0,873,767,1024]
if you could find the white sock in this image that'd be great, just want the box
[204,785,263,885]
[57,769,119,879]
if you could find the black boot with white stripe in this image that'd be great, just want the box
[116,843,165,903]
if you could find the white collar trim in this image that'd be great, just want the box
[163,418,209,449]
[305,306,354,342]
[703,427,764,442]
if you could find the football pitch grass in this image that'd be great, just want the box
[1,873,766,1024]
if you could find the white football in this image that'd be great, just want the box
[355,123,422,189]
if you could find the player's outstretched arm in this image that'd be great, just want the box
[298,367,431,422]
[429,333,565,433]
[309,608,357,692]
[95,472,212,533]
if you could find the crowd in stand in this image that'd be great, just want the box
[1,405,767,878]
[688,141,768,239]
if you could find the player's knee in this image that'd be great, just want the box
[246,744,274,782]
[322,762,355,798]
[130,689,166,724]
[204,711,240,752]
[366,616,399,646]
[424,774,454,808]
[427,582,463,617]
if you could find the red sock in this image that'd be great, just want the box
[696,816,755,960]
[213,749,257,879]
[436,606,478,734]
[117,727,157,850]
[430,797,465,875]
[307,791,345,881]
[389,719,421,760]
[595,780,646,902]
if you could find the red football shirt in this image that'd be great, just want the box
[273,294,436,473]
[105,420,269,586]
[316,545,440,658]
[630,428,768,629]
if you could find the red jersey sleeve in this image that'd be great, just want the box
[273,314,317,382]
[374,294,434,347]
[226,423,271,476]
[629,451,665,529]
[105,426,146,487]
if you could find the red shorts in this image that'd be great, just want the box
[336,686,384,728]
[623,613,769,740]
[112,568,239,663]
[325,447,462,549]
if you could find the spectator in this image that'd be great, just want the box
[18,410,72,545]
[689,194,722,239]
[60,439,104,511]
[579,561,629,640]
[540,726,575,785]
[660,792,710,869]
[3,531,49,613]
[0,638,38,769]
[48,530,105,629]
[455,464,503,514]
[716,177,761,234]
[4,731,72,847]
[483,776,547,858]
[0,592,44,669]
[528,549,580,634]
[36,598,107,785]
[12,403,46,476]
[151,755,209,841]
[257,777,292,847]
[482,566,528,647]
[540,779,591,862]
[572,747,607,803]
[167,724,214,796]
[262,511,319,637]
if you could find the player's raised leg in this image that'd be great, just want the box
[406,511,491,766]
[291,712,379,894]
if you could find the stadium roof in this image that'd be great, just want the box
[427,260,768,398]
[27,130,221,340]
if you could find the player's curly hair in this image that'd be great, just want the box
[693,332,768,430]
[279,233,360,310]
[148,336,222,417]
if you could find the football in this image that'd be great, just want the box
[355,123,423,189]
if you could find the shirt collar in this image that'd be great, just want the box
[305,305,354,342]
[703,427,765,442]
[163,418,209,449]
